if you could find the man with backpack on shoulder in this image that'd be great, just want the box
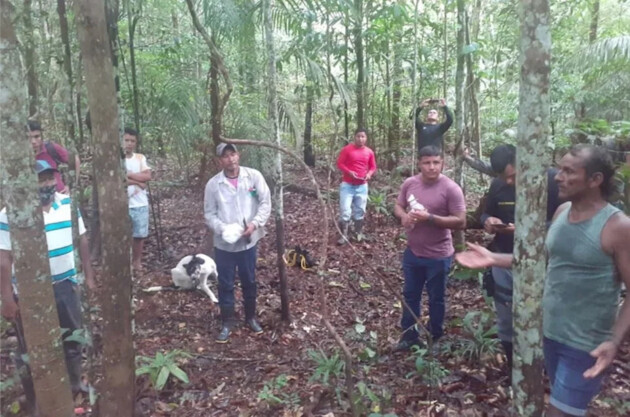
[28,120,80,194]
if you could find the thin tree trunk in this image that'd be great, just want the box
[589,0,599,43]
[454,0,466,178]
[411,0,420,171]
[512,0,551,415]
[304,84,315,166]
[57,0,77,147]
[23,0,39,117]
[443,0,448,100]
[389,35,402,170]
[127,0,142,138]
[344,11,350,139]
[263,0,290,322]
[353,0,365,129]
[465,11,481,158]
[0,3,74,416]
[74,1,135,416]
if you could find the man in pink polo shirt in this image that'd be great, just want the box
[336,128,377,245]
[393,145,466,351]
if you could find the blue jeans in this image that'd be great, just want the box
[543,337,605,416]
[400,248,452,341]
[215,246,257,309]
[339,182,368,222]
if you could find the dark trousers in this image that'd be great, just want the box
[400,248,452,341]
[215,246,257,309]
[14,279,83,407]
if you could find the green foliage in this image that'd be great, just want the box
[257,374,300,407]
[598,396,630,415]
[355,381,393,416]
[454,311,500,363]
[308,348,345,386]
[368,189,390,216]
[63,328,92,347]
[407,346,449,387]
[135,350,192,391]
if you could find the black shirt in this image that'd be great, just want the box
[415,106,453,151]
[481,168,562,253]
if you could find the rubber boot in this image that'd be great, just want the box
[244,299,263,334]
[66,355,89,397]
[337,220,349,245]
[216,306,235,343]
[353,219,364,241]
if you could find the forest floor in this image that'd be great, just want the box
[1,160,629,417]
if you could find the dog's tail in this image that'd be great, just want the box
[143,284,179,293]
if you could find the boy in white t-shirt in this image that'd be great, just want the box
[124,128,152,272]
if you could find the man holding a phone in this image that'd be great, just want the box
[415,98,453,152]
[336,128,377,245]
[482,144,561,374]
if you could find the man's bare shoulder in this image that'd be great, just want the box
[602,210,630,253]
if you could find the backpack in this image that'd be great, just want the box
[44,141,70,187]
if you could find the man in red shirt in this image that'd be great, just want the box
[28,120,80,194]
[336,129,377,244]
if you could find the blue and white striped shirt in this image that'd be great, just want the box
[0,192,86,285]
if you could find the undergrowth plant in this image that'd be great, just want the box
[308,348,345,386]
[407,346,449,387]
[136,349,192,391]
[257,374,300,407]
[456,311,500,363]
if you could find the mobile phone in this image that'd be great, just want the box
[428,98,440,104]
[493,223,510,229]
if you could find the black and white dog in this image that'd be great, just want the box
[145,254,218,303]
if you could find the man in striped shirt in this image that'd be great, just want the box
[0,160,95,408]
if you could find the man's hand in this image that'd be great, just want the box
[420,99,430,107]
[365,172,372,181]
[455,242,496,269]
[1,295,19,321]
[440,98,447,107]
[242,222,256,238]
[349,171,360,180]
[484,216,504,233]
[584,341,618,378]
[403,210,427,227]
[84,268,96,292]
[60,185,70,194]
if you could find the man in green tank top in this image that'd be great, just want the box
[455,144,630,417]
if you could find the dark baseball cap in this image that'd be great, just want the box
[35,160,58,174]
[216,143,237,156]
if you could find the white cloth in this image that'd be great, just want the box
[125,153,150,208]
[221,223,245,244]
[0,193,86,284]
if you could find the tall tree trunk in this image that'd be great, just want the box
[512,0,551,415]
[465,11,481,158]
[452,0,467,250]
[453,0,466,180]
[589,0,599,43]
[442,0,448,100]
[56,0,77,147]
[344,11,350,139]
[263,0,290,322]
[411,0,420,171]
[388,35,402,170]
[127,0,142,139]
[0,4,75,416]
[353,0,365,129]
[74,2,135,416]
[23,0,39,118]
[304,83,315,166]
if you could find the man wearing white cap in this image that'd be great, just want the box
[204,143,271,343]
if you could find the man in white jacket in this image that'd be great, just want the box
[204,143,271,343]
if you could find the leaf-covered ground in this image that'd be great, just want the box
[1,162,629,416]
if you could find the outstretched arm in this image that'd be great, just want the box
[455,242,514,269]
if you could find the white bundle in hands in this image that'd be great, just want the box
[407,195,425,212]
[222,223,244,244]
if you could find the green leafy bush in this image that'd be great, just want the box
[136,350,192,391]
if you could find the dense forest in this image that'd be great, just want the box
[0,0,629,416]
